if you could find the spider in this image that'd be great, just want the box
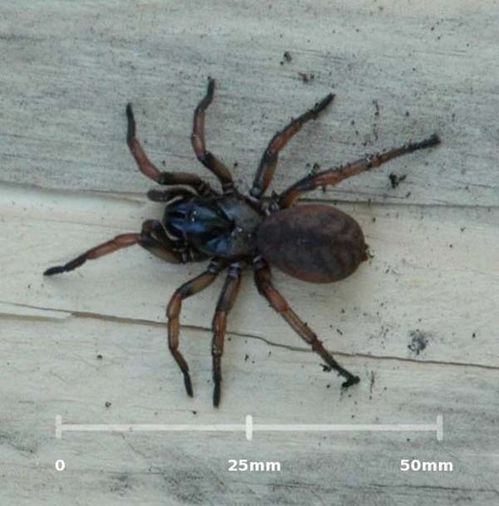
[44,79,440,406]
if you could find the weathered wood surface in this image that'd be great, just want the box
[1,1,498,505]
[1,0,498,206]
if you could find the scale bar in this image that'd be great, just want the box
[56,414,443,441]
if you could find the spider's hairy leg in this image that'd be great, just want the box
[279,133,441,208]
[253,258,360,388]
[250,93,335,200]
[166,259,227,397]
[211,262,242,407]
[191,79,234,193]
[43,220,182,276]
[126,103,216,197]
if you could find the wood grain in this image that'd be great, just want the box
[1,1,498,505]
[1,1,498,206]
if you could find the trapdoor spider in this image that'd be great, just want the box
[45,79,440,406]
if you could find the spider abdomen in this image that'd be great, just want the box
[256,204,368,283]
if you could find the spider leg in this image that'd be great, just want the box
[211,262,242,407]
[253,258,360,388]
[44,220,184,276]
[250,93,335,200]
[126,103,216,197]
[279,134,441,208]
[191,79,234,193]
[166,259,227,398]
[147,188,196,202]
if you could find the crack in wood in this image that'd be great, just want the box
[2,300,498,372]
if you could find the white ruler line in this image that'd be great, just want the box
[55,414,443,441]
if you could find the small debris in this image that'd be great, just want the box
[298,72,315,83]
[105,401,112,408]
[244,354,249,362]
[96,354,103,360]
[372,100,380,141]
[389,172,407,188]
[408,330,430,355]
[369,371,375,399]
[280,51,292,65]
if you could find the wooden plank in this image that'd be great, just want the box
[1,1,498,206]
[1,1,498,504]
[1,185,497,369]
[1,315,498,505]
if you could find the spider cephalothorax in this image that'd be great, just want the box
[45,79,440,406]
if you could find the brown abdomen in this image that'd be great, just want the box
[256,204,367,283]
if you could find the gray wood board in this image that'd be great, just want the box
[1,1,499,505]
[1,180,498,506]
[1,1,498,206]
[2,315,499,506]
[2,185,497,368]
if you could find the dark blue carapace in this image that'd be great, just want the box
[164,195,263,259]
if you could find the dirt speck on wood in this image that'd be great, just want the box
[298,71,315,83]
[408,329,430,355]
[369,371,375,396]
[280,51,292,65]
[389,173,407,189]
